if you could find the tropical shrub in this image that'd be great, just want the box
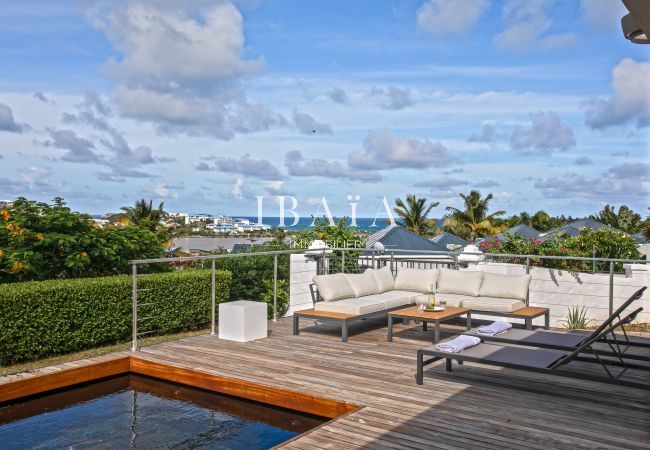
[260,278,289,319]
[294,217,363,273]
[0,269,231,365]
[563,305,592,330]
[0,197,170,282]
[481,228,641,272]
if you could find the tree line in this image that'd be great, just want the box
[393,190,649,241]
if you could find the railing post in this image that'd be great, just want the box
[372,252,376,269]
[390,251,395,275]
[211,259,216,335]
[341,250,346,274]
[131,263,138,352]
[273,254,278,322]
[609,261,614,317]
[525,257,530,274]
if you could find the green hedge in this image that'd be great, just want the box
[0,269,231,365]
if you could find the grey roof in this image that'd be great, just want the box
[505,224,540,241]
[539,218,621,241]
[366,225,447,253]
[632,232,647,244]
[430,231,467,250]
[475,224,540,244]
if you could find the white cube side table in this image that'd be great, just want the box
[218,300,268,342]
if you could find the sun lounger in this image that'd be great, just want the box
[417,287,649,389]
[464,287,648,365]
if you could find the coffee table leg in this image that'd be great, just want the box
[423,321,428,332]
[466,312,472,330]
[545,311,550,330]
[387,315,393,342]
[434,321,440,343]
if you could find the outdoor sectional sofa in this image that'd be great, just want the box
[293,266,547,342]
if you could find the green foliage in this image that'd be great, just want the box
[216,243,291,301]
[444,190,505,240]
[500,210,570,232]
[295,217,363,272]
[120,198,167,231]
[260,278,289,319]
[0,198,170,282]
[0,269,231,365]
[590,204,642,234]
[394,194,439,236]
[481,228,641,272]
[563,305,592,330]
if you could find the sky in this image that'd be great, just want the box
[0,0,648,219]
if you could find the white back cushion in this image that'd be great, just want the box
[344,271,381,297]
[479,272,531,301]
[394,268,439,293]
[312,273,355,301]
[369,266,395,292]
[437,269,483,296]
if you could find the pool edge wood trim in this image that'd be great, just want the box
[0,356,130,404]
[0,355,359,421]
[129,357,358,419]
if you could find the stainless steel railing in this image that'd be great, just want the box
[128,247,647,351]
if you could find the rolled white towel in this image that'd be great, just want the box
[435,335,481,353]
[476,321,513,336]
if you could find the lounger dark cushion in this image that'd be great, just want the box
[466,328,588,348]
[422,342,567,369]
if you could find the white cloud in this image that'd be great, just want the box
[41,128,101,163]
[348,130,461,170]
[535,162,650,200]
[585,58,650,129]
[573,156,592,166]
[495,0,579,51]
[327,87,349,104]
[581,0,627,30]
[292,110,333,134]
[0,101,27,133]
[197,153,282,179]
[383,86,414,110]
[510,111,576,155]
[232,177,246,200]
[416,0,489,36]
[467,123,498,143]
[86,0,286,139]
[285,150,381,183]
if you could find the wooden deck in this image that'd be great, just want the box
[3,316,650,449]
[136,317,650,449]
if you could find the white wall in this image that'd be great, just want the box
[287,255,648,327]
[468,262,649,327]
[288,254,318,315]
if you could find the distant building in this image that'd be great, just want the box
[0,199,14,209]
[208,216,271,233]
[92,218,109,227]
[187,213,214,224]
[366,225,447,254]
[430,231,467,251]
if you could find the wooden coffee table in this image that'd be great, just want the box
[387,306,471,343]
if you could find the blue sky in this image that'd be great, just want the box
[0,0,648,219]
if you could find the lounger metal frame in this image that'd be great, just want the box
[417,287,649,389]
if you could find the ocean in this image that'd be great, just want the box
[238,217,394,232]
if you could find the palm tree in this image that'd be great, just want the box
[121,199,166,231]
[394,194,439,236]
[443,190,505,241]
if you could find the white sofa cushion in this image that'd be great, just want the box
[394,268,439,293]
[362,290,420,309]
[344,271,380,297]
[315,297,387,315]
[312,273,355,301]
[369,266,395,292]
[462,297,526,313]
[434,293,472,308]
[479,272,531,301]
[437,269,483,297]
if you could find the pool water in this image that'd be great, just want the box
[0,374,326,449]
